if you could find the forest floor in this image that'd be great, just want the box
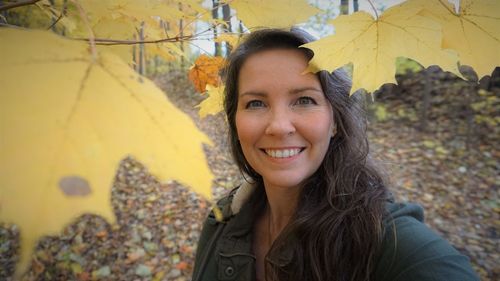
[1,71,498,281]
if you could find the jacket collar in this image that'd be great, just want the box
[230,181,256,215]
[225,181,294,267]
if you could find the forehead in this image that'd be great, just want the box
[240,48,309,71]
[237,49,321,93]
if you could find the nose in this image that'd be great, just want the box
[264,107,296,137]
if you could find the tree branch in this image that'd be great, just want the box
[366,0,379,19]
[76,35,192,46]
[47,0,68,30]
[0,0,42,12]
[71,0,97,60]
[72,29,213,46]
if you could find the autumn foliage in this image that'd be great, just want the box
[0,0,498,278]
[188,55,225,93]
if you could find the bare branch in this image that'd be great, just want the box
[71,0,97,60]
[366,0,379,19]
[47,0,68,30]
[73,34,198,46]
[0,0,42,12]
[47,11,63,30]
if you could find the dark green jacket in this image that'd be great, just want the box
[192,184,479,281]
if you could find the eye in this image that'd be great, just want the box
[246,100,265,109]
[295,96,317,106]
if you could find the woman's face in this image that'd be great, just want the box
[235,49,334,190]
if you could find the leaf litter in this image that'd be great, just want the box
[1,70,497,280]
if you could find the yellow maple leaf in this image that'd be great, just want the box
[214,33,241,48]
[91,18,137,63]
[417,0,500,78]
[147,43,185,61]
[178,0,211,22]
[92,17,137,39]
[303,0,460,94]
[196,85,226,119]
[188,55,225,93]
[0,28,213,276]
[80,0,162,23]
[228,0,321,29]
[141,22,187,61]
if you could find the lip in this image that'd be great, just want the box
[259,147,305,162]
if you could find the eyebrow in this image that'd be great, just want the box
[239,87,323,97]
[290,87,323,95]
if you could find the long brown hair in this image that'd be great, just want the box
[223,28,389,281]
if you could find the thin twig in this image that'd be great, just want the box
[47,12,63,30]
[186,40,214,58]
[173,0,233,41]
[0,0,41,12]
[366,0,379,19]
[74,34,196,46]
[437,0,458,15]
[72,27,215,46]
[71,0,97,60]
[47,0,68,30]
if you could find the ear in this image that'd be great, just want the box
[330,123,337,138]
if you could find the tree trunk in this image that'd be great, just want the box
[133,34,138,72]
[178,2,185,69]
[353,0,359,12]
[212,0,221,56]
[222,3,231,56]
[48,0,56,31]
[138,22,146,75]
[0,0,6,24]
[239,20,244,34]
[340,0,349,15]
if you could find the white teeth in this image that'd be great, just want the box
[265,148,301,158]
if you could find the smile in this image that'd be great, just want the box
[263,148,303,158]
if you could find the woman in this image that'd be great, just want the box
[192,28,479,281]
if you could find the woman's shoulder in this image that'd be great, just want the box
[198,182,256,230]
[374,201,479,281]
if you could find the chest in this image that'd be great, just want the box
[253,216,272,280]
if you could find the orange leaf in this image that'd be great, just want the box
[188,55,225,93]
[176,261,189,270]
[95,230,108,238]
[78,272,90,281]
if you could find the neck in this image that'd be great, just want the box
[263,181,301,239]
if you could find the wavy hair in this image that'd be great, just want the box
[223,28,389,281]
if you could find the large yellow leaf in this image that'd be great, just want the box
[303,0,460,94]
[228,0,320,29]
[0,28,213,275]
[417,0,500,78]
[196,85,226,119]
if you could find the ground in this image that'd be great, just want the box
[0,70,498,280]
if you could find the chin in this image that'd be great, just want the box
[263,175,308,190]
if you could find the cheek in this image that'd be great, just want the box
[304,114,334,142]
[235,113,246,141]
[235,112,260,143]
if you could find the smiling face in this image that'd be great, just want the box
[235,49,334,190]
